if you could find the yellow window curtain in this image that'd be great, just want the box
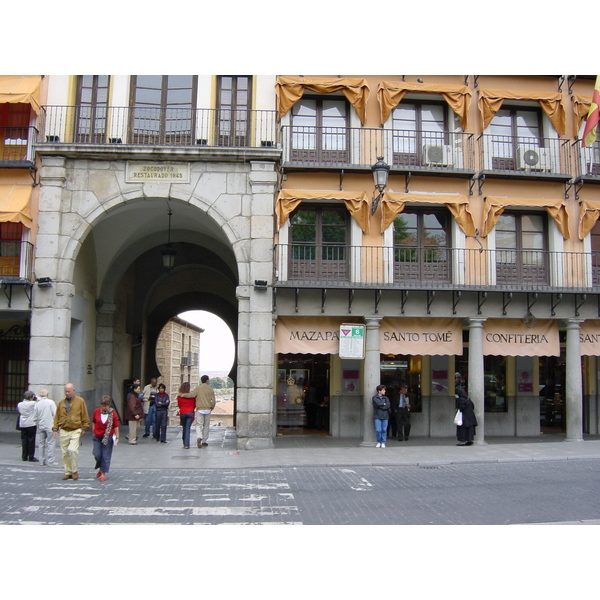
[276,189,370,233]
[573,95,592,137]
[481,196,570,239]
[0,184,33,228]
[0,75,42,114]
[377,81,472,129]
[478,89,566,135]
[379,192,476,236]
[578,200,600,239]
[275,76,370,125]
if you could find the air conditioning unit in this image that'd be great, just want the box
[423,144,453,167]
[516,146,553,172]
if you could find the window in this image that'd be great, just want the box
[591,220,600,285]
[455,351,507,413]
[216,76,252,147]
[393,210,450,283]
[75,75,110,143]
[495,212,548,285]
[0,103,31,161]
[0,222,23,278]
[290,98,348,163]
[488,107,544,171]
[289,205,348,280]
[130,75,197,144]
[392,102,447,167]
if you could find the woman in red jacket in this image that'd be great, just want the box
[92,395,120,481]
[176,382,195,449]
[125,384,143,445]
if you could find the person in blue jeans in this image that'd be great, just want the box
[176,382,196,449]
[154,383,170,443]
[142,377,158,438]
[372,384,391,448]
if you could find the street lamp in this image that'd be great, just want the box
[161,207,177,270]
[371,156,390,215]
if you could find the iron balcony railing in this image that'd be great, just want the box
[38,106,279,149]
[574,140,600,178]
[281,126,475,172]
[0,241,34,281]
[0,126,38,164]
[275,244,600,292]
[479,134,572,177]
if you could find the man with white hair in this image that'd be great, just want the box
[33,389,57,466]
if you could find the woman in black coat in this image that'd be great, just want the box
[455,388,477,446]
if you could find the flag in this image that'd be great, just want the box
[583,76,600,147]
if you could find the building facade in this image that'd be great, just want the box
[1,74,600,449]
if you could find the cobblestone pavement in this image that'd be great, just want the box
[2,458,600,525]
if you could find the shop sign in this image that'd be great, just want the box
[380,318,463,356]
[125,162,190,183]
[483,319,559,357]
[339,324,365,359]
[579,320,600,356]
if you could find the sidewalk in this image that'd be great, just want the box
[3,427,600,471]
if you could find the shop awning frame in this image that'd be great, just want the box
[0,184,33,228]
[0,75,42,114]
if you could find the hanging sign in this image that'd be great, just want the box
[339,324,365,359]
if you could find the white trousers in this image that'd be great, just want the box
[59,428,82,475]
[195,412,211,442]
[37,428,56,465]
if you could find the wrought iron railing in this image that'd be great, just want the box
[275,244,600,292]
[574,140,600,178]
[280,126,475,171]
[479,134,571,176]
[0,241,34,281]
[38,106,279,149]
[0,126,37,163]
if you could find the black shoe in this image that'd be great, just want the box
[142,433,149,438]
[29,457,40,462]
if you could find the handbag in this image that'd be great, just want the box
[454,409,463,426]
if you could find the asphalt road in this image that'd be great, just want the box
[2,458,600,525]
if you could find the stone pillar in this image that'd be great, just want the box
[235,160,277,450]
[29,156,72,400]
[565,319,584,442]
[468,318,486,444]
[96,303,117,402]
[360,315,382,447]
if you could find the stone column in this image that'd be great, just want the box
[565,319,584,442]
[468,318,486,444]
[96,303,117,402]
[360,315,382,447]
[29,156,71,400]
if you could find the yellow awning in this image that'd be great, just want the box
[0,75,42,114]
[483,319,560,357]
[572,95,591,137]
[380,317,463,356]
[379,192,476,236]
[275,76,370,125]
[481,196,570,239]
[0,184,33,228]
[578,200,600,239]
[478,89,566,135]
[377,81,472,129]
[276,189,370,233]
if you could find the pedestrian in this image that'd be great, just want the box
[372,384,391,448]
[33,389,56,465]
[92,395,120,481]
[52,383,90,480]
[142,377,158,438]
[396,382,411,441]
[455,388,478,446]
[154,383,170,443]
[125,383,143,445]
[176,382,196,449]
[179,375,216,447]
[18,391,38,462]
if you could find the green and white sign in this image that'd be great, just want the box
[339,324,365,359]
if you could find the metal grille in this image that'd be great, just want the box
[0,326,30,411]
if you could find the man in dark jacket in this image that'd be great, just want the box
[455,388,477,446]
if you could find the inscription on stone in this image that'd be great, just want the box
[126,163,190,183]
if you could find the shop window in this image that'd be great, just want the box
[290,97,349,163]
[74,75,110,143]
[379,355,422,412]
[495,212,548,285]
[289,204,349,281]
[129,75,197,144]
[455,351,507,412]
[393,209,450,284]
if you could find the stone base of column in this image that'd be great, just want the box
[237,437,274,450]
[563,437,584,443]
[359,441,377,447]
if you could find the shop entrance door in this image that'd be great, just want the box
[539,354,566,433]
[276,354,330,434]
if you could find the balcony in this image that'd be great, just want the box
[274,244,600,293]
[479,134,572,181]
[0,241,34,281]
[37,106,280,156]
[281,126,475,176]
[574,141,600,181]
[0,126,37,166]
